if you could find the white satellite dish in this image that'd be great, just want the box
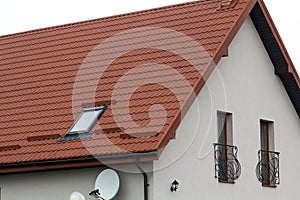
[95,169,120,200]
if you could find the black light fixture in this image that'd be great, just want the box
[170,180,179,192]
[89,189,103,199]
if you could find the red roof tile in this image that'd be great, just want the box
[0,0,298,172]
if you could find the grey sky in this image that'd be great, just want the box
[0,0,299,72]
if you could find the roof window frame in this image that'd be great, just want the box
[67,106,106,135]
[58,105,106,142]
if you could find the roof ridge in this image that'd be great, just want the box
[0,0,212,40]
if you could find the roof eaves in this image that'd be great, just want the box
[212,0,258,65]
[250,0,300,118]
[0,151,158,174]
[257,0,300,88]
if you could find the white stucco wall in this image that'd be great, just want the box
[153,16,300,200]
[0,163,153,200]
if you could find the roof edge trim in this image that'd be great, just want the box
[250,1,300,118]
[213,0,257,65]
[0,151,158,174]
[257,0,300,87]
[156,0,258,150]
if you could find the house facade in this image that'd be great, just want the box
[153,16,300,200]
[0,0,299,200]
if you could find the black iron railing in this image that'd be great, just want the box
[214,143,241,183]
[256,150,280,187]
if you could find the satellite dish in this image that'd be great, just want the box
[95,169,120,200]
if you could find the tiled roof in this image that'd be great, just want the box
[0,0,298,172]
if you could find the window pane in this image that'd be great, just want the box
[217,112,226,144]
[69,109,104,134]
[260,122,268,151]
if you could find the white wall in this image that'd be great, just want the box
[0,163,153,200]
[153,16,300,200]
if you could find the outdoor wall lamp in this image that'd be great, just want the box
[170,180,179,192]
[69,192,85,200]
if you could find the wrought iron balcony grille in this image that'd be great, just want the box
[213,143,241,183]
[256,150,280,187]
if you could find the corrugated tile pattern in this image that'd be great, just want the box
[0,0,251,165]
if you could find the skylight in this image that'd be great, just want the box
[68,106,106,135]
[58,106,106,142]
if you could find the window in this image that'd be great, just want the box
[58,106,106,142]
[256,120,280,187]
[68,106,106,135]
[260,120,274,152]
[214,111,241,183]
[260,120,273,187]
[217,111,233,146]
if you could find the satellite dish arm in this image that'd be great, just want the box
[89,189,104,200]
[136,163,149,200]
